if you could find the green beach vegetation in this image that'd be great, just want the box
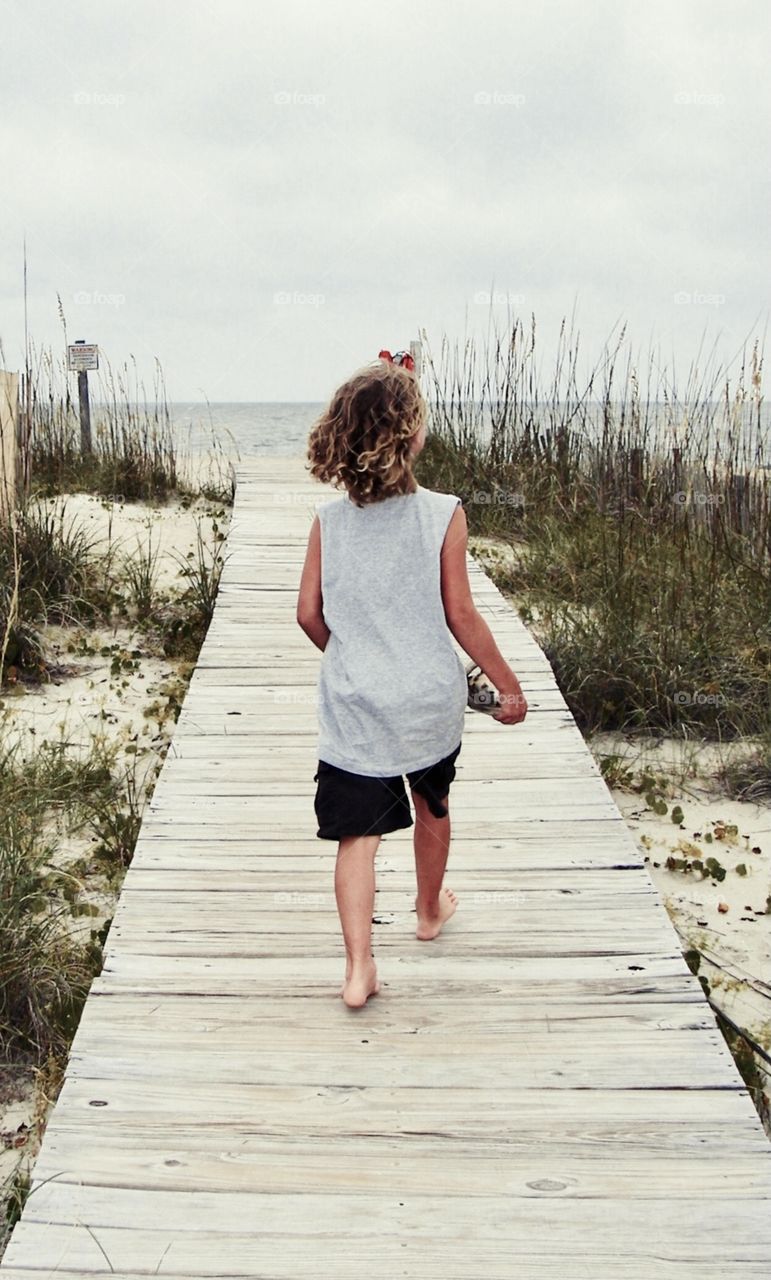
[415,314,770,791]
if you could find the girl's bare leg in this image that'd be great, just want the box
[410,790,459,940]
[335,833,381,1007]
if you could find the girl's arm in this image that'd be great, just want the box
[440,505,524,698]
[296,515,330,651]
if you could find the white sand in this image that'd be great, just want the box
[594,732,770,1074]
[2,489,229,757]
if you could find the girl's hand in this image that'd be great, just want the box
[492,687,528,725]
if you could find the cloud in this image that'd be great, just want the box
[0,0,768,401]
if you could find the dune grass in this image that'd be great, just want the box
[414,315,770,761]
[3,308,236,506]
[0,732,141,1063]
[1,334,231,685]
[0,500,225,1060]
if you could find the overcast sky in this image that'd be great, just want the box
[1,0,768,402]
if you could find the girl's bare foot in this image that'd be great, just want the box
[415,887,458,940]
[341,957,380,1008]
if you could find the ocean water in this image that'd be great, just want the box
[169,402,324,460]
[165,400,771,468]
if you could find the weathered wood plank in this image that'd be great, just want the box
[30,1132,771,1199]
[6,1189,771,1275]
[75,992,711,1030]
[46,1075,767,1128]
[5,1245,769,1280]
[127,847,649,872]
[116,868,657,894]
[64,1037,738,1092]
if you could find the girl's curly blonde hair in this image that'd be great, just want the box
[306,360,427,507]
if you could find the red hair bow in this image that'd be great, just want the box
[378,348,415,371]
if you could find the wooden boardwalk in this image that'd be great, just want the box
[3,456,770,1278]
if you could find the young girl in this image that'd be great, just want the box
[297,357,527,1008]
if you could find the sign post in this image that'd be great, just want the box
[67,340,98,455]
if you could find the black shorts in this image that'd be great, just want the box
[313,742,462,840]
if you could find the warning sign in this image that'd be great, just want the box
[68,343,99,371]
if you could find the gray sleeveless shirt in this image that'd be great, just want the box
[315,484,468,776]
